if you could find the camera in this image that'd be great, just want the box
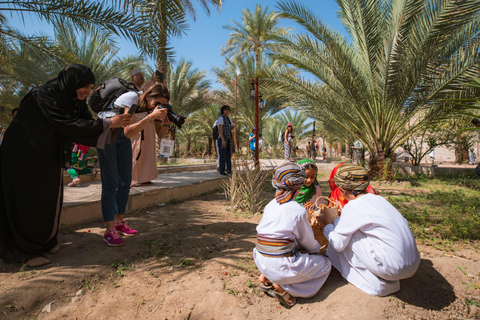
[472,118,480,128]
[157,104,186,129]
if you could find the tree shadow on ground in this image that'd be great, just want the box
[395,259,455,310]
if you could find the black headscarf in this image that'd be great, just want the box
[45,64,95,114]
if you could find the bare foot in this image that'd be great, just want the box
[259,274,272,286]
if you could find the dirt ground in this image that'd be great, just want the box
[1,184,479,320]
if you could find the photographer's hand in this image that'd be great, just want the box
[110,114,132,128]
[149,107,168,121]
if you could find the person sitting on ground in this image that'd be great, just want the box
[66,143,93,187]
[320,164,421,297]
[295,159,323,207]
[254,163,331,309]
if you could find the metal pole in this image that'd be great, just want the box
[322,131,326,160]
[254,77,260,168]
[310,121,316,160]
[233,74,242,163]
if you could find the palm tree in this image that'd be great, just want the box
[269,0,480,176]
[263,116,284,158]
[221,4,290,70]
[277,109,310,155]
[165,58,211,154]
[0,21,146,126]
[212,54,290,150]
[195,104,221,155]
[0,0,161,62]
[128,0,223,79]
[53,21,146,83]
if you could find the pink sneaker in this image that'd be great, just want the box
[115,220,138,237]
[103,229,125,247]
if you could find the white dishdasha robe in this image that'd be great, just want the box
[324,193,420,296]
[253,199,331,298]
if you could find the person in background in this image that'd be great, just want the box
[129,69,158,92]
[284,124,294,161]
[429,149,435,164]
[249,127,262,160]
[313,140,319,161]
[0,64,130,267]
[320,164,420,296]
[306,141,312,159]
[66,143,92,187]
[254,163,331,309]
[352,131,364,165]
[217,105,234,176]
[469,147,476,165]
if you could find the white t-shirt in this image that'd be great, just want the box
[216,116,233,127]
[97,91,140,119]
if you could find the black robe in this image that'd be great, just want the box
[0,65,106,262]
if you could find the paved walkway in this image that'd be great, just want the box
[61,159,296,226]
[61,159,477,227]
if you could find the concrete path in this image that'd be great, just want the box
[61,159,293,226]
[61,158,476,227]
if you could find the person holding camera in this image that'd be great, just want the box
[0,64,131,267]
[97,83,169,247]
[128,84,171,187]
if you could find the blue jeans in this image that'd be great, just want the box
[97,129,132,222]
[217,138,232,174]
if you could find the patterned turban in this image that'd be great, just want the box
[333,164,369,191]
[272,163,306,204]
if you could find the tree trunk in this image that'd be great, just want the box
[207,137,213,155]
[345,141,351,159]
[156,21,168,84]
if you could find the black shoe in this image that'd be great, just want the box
[226,171,232,174]
[219,172,228,176]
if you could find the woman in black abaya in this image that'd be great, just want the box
[0,64,131,267]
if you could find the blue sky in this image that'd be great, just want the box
[7,0,347,89]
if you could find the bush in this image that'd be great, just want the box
[221,160,274,215]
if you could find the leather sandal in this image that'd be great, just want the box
[271,290,297,309]
[26,256,51,267]
[258,283,275,298]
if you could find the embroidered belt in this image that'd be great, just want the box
[256,234,296,258]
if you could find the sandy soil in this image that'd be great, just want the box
[1,186,479,320]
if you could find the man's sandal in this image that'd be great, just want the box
[258,283,275,298]
[271,290,297,309]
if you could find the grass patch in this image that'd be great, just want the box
[389,174,480,249]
